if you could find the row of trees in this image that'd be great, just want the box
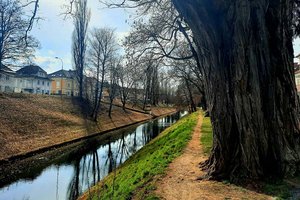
[9,0,300,183]
[0,0,201,122]
[98,0,300,183]
[0,0,39,69]
[71,0,187,122]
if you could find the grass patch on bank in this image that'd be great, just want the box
[200,116,213,155]
[263,180,292,200]
[80,111,199,200]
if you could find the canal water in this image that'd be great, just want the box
[0,111,187,200]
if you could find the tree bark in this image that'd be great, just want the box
[172,0,300,181]
[185,78,197,112]
[108,99,113,118]
[93,69,105,122]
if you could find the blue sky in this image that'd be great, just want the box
[31,0,132,73]
[30,0,300,73]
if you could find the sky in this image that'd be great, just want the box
[31,0,132,73]
[29,1,300,73]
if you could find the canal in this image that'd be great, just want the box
[0,111,187,200]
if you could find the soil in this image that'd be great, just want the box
[155,115,273,200]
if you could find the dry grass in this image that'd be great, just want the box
[0,93,175,161]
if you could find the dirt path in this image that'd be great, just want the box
[155,115,272,200]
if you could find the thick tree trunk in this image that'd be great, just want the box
[172,0,300,181]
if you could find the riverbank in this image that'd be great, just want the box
[78,111,199,200]
[0,93,176,161]
[79,111,300,200]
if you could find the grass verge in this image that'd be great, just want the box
[79,111,200,200]
[200,116,213,155]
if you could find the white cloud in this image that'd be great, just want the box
[34,50,72,74]
[116,31,129,45]
[30,1,133,74]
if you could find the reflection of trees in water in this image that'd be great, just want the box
[106,139,114,173]
[128,130,138,154]
[66,134,134,199]
[116,133,130,165]
[67,159,81,200]
[67,144,102,200]
[66,112,184,199]
[142,123,152,144]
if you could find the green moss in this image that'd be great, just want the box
[84,111,200,200]
[263,180,292,200]
[200,116,213,155]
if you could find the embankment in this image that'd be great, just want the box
[78,111,199,200]
[0,93,176,161]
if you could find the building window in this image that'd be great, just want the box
[6,76,9,81]
[5,86,11,92]
[37,80,40,85]
[42,81,45,85]
[39,72,45,77]
[56,81,60,87]
[68,83,71,88]
[47,82,49,86]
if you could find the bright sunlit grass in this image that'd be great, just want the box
[80,111,200,200]
[200,116,213,155]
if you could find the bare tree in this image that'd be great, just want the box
[108,57,120,118]
[0,0,39,68]
[122,0,202,109]
[167,42,206,110]
[139,55,160,109]
[88,27,118,121]
[72,0,90,99]
[118,61,135,111]
[101,0,300,181]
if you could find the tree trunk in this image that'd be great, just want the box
[185,78,197,112]
[172,0,300,181]
[108,99,113,118]
[122,100,126,112]
[93,73,104,121]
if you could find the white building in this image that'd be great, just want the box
[0,65,17,92]
[15,65,52,94]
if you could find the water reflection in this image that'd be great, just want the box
[0,111,188,200]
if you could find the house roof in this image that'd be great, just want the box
[49,69,76,79]
[16,65,50,80]
[16,65,47,76]
[0,65,15,74]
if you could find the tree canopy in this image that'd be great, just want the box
[0,0,39,68]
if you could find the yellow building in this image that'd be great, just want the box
[49,70,79,96]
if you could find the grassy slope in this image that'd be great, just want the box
[0,93,175,160]
[79,111,199,200]
[200,116,213,155]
